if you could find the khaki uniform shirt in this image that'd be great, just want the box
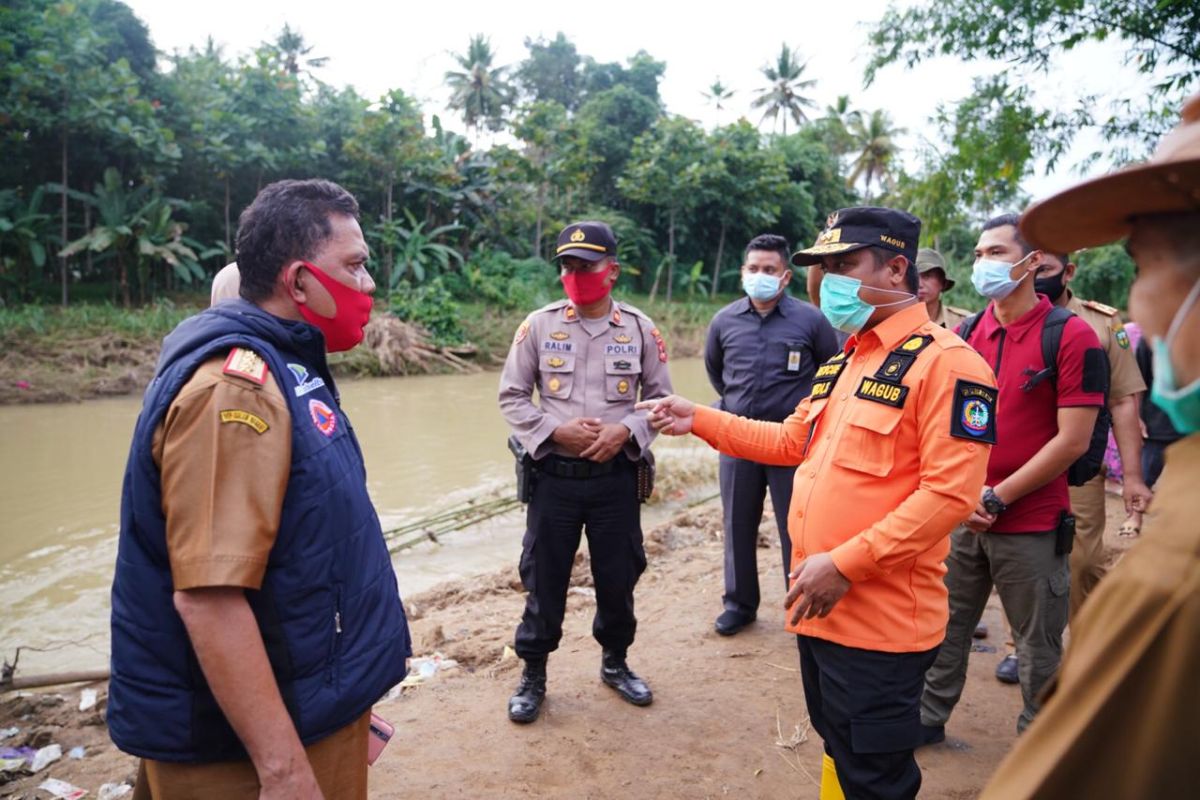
[151,348,291,590]
[930,301,970,331]
[499,298,673,460]
[1065,291,1145,401]
[979,433,1200,799]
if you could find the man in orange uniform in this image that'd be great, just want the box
[642,207,996,800]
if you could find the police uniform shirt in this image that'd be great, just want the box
[1064,290,1146,400]
[152,349,291,590]
[978,433,1200,800]
[499,299,674,460]
[705,295,840,421]
[933,302,971,331]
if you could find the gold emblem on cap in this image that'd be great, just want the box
[815,227,842,245]
[614,334,632,344]
[570,228,586,242]
[548,377,561,392]
[550,331,569,340]
[617,379,630,394]
[826,211,840,228]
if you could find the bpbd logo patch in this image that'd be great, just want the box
[308,398,337,437]
[950,380,997,444]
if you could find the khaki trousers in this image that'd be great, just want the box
[1068,473,1108,619]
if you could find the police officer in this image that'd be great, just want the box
[1033,253,1151,616]
[643,207,996,800]
[705,233,838,635]
[916,248,970,330]
[498,221,673,724]
[979,91,1200,800]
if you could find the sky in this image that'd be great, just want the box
[123,0,1158,200]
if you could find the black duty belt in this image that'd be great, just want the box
[536,454,628,479]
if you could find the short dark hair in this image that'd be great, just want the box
[745,233,791,267]
[982,213,1032,256]
[235,179,360,301]
[867,246,919,294]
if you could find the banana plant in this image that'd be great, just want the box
[0,187,52,302]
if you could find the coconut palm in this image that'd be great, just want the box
[702,78,735,123]
[847,109,906,201]
[444,35,513,142]
[751,44,817,135]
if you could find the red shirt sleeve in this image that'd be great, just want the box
[1056,316,1106,408]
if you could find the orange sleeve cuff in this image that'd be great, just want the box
[692,405,727,447]
[830,537,880,583]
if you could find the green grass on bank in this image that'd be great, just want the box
[0,300,200,341]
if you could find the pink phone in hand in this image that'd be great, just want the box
[367,712,394,766]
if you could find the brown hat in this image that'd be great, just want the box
[915,248,954,290]
[1020,93,1200,252]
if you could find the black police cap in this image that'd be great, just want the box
[791,207,921,266]
[554,221,618,262]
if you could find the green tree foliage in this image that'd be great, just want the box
[445,35,513,141]
[515,33,582,110]
[752,44,818,135]
[575,85,661,208]
[846,109,905,202]
[865,0,1200,158]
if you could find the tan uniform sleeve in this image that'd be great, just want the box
[152,355,291,590]
[498,314,563,460]
[1104,320,1146,399]
[622,315,673,457]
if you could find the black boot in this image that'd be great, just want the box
[508,657,547,723]
[600,649,653,706]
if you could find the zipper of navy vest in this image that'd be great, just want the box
[327,583,343,685]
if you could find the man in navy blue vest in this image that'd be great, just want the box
[110,179,410,799]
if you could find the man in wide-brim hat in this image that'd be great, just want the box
[979,94,1200,800]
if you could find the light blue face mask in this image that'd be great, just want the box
[742,271,783,303]
[971,251,1035,300]
[1150,277,1200,435]
[819,273,912,334]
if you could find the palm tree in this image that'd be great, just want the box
[444,35,513,143]
[847,110,906,201]
[702,77,735,124]
[751,44,817,135]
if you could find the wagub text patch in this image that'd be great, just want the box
[855,377,909,408]
[950,379,997,444]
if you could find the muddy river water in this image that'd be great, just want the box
[0,359,717,674]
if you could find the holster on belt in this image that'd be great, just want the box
[507,435,535,503]
[636,457,655,504]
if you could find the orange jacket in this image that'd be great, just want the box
[693,303,995,652]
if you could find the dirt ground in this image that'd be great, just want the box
[0,492,1134,799]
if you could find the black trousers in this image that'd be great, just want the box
[798,635,939,800]
[514,457,646,660]
[719,454,795,615]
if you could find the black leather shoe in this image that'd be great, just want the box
[995,654,1019,684]
[600,651,653,706]
[919,723,946,747]
[507,659,547,723]
[714,609,756,636]
[973,622,989,639]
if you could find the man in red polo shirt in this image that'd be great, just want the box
[921,213,1104,739]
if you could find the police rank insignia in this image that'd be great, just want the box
[617,379,630,394]
[547,356,566,368]
[308,398,337,437]
[222,347,268,385]
[613,334,632,344]
[219,409,269,434]
[550,331,569,341]
[950,380,998,444]
[564,306,577,321]
[898,334,934,354]
[856,377,909,408]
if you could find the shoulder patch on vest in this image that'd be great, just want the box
[222,347,269,385]
[950,379,997,444]
[897,334,934,355]
[1081,299,1118,317]
[855,377,909,408]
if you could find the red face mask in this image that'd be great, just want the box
[561,262,614,306]
[296,261,373,352]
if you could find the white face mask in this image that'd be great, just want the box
[971,251,1035,300]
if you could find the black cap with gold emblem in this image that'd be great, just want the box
[554,221,618,262]
[791,206,920,266]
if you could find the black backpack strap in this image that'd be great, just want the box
[957,312,983,345]
[1040,306,1073,389]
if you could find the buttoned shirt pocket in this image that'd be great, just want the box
[539,353,575,400]
[833,400,904,477]
[605,354,641,402]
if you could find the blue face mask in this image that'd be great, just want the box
[819,273,912,334]
[742,271,783,303]
[971,251,1035,300]
[1150,277,1200,435]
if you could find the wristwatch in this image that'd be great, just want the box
[982,488,1008,515]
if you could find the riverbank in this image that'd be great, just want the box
[0,493,1135,799]
[0,294,722,405]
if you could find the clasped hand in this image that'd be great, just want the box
[552,417,629,462]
